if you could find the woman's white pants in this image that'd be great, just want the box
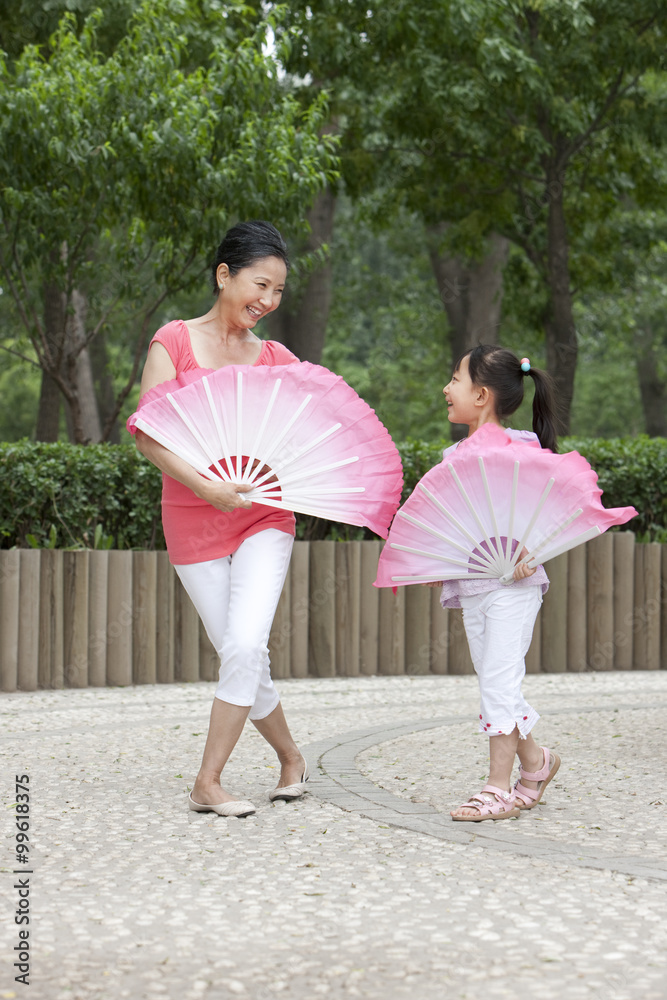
[174,529,293,721]
[460,587,542,739]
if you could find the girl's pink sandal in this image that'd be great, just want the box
[513,747,561,810]
[451,784,520,822]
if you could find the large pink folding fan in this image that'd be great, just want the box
[375,423,636,587]
[129,361,403,538]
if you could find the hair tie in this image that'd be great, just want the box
[520,357,531,373]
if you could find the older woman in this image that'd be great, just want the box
[134,221,307,817]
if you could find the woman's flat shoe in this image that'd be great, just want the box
[188,793,256,818]
[269,761,310,802]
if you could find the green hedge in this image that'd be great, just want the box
[0,442,164,550]
[561,436,667,543]
[1,435,665,549]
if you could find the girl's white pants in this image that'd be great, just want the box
[460,586,542,739]
[174,529,293,721]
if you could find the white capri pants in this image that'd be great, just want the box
[460,586,542,739]
[174,529,293,721]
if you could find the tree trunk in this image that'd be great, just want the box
[635,324,667,436]
[35,248,102,444]
[266,187,336,363]
[35,281,65,442]
[544,168,577,435]
[91,331,121,443]
[64,289,103,444]
[427,223,509,438]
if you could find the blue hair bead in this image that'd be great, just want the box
[520,357,531,373]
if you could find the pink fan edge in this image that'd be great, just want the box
[374,423,637,587]
[126,360,404,539]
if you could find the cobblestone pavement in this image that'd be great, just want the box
[1,672,666,1000]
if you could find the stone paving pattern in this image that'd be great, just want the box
[1,672,666,1000]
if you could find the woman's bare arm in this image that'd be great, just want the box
[135,342,252,512]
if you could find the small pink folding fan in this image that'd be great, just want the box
[129,361,403,538]
[375,423,636,587]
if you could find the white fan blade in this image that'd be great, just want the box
[165,392,231,482]
[391,572,496,582]
[241,377,283,484]
[521,507,584,563]
[247,495,366,520]
[390,542,497,575]
[391,574,449,583]
[133,415,221,481]
[202,376,236,482]
[397,510,499,572]
[536,525,602,564]
[418,482,504,572]
[446,464,505,573]
[257,392,314,467]
[505,460,519,561]
[235,371,243,480]
[251,485,365,499]
[498,523,602,584]
[478,456,502,555]
[272,454,360,489]
[507,476,555,572]
[250,422,343,489]
[262,424,344,483]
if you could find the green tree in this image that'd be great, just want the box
[321,200,451,440]
[573,210,667,437]
[362,0,667,432]
[278,0,667,434]
[0,0,337,442]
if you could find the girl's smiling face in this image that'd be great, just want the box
[443,354,479,425]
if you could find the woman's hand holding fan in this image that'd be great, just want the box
[195,477,254,512]
[194,458,279,512]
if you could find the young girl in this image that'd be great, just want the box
[440,344,561,821]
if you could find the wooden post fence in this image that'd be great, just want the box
[0,533,664,691]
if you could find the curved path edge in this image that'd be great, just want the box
[303,703,667,883]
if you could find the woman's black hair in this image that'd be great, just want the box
[210,220,290,294]
[455,344,559,452]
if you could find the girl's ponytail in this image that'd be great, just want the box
[462,345,559,452]
[526,368,558,453]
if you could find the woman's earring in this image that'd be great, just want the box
[218,283,224,291]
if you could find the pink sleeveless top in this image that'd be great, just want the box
[131,320,299,564]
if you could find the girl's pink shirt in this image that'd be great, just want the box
[135,319,299,565]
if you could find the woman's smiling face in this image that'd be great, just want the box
[217,256,287,330]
